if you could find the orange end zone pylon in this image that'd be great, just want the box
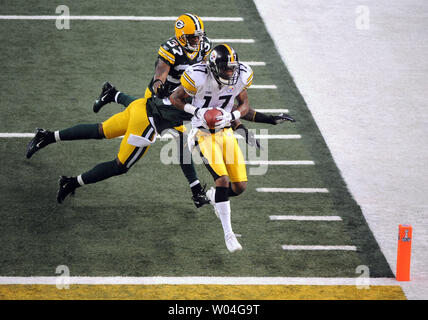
[396,224,412,281]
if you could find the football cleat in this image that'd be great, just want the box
[26,128,51,159]
[191,184,210,208]
[205,187,219,219]
[272,113,296,124]
[225,232,242,253]
[93,82,117,113]
[56,176,78,204]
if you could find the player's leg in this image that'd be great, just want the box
[92,82,140,113]
[26,124,105,159]
[176,129,209,208]
[198,132,242,252]
[55,104,134,203]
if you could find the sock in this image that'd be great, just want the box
[80,159,127,185]
[58,124,103,141]
[116,92,137,108]
[178,133,200,193]
[254,111,276,125]
[214,187,233,236]
[190,180,203,196]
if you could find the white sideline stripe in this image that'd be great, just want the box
[257,188,329,193]
[0,15,244,22]
[241,61,266,66]
[0,133,34,138]
[250,85,277,89]
[246,160,314,165]
[254,109,289,113]
[0,276,397,286]
[0,133,301,140]
[270,215,342,221]
[211,38,255,43]
[282,245,357,251]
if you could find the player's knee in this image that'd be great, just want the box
[232,182,247,195]
[115,158,129,175]
[215,175,230,187]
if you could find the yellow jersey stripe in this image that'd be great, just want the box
[246,71,254,84]
[158,47,175,64]
[182,71,196,87]
[181,74,197,95]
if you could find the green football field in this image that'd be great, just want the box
[0,0,394,286]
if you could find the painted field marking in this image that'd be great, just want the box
[211,38,255,43]
[282,245,357,251]
[246,160,314,165]
[0,276,396,285]
[257,188,329,193]
[250,85,277,89]
[0,16,244,22]
[241,61,266,66]
[269,215,342,221]
[254,109,289,113]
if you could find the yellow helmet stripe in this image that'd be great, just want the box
[181,72,197,95]
[222,44,235,62]
[158,46,175,64]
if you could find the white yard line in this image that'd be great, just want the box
[0,15,244,22]
[282,245,357,251]
[246,160,314,165]
[249,85,277,89]
[270,215,342,221]
[211,38,255,43]
[254,109,289,113]
[257,188,329,193]
[241,61,266,66]
[0,276,398,285]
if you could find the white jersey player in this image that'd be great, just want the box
[169,44,253,253]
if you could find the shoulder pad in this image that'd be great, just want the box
[158,38,181,65]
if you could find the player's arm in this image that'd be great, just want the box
[151,58,170,95]
[241,107,296,124]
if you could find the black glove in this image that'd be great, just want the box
[151,79,165,97]
[234,124,261,149]
[271,113,296,125]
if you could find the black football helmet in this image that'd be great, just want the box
[208,44,240,86]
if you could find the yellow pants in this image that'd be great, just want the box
[197,128,247,183]
[102,98,156,168]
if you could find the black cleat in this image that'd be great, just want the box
[93,82,117,113]
[26,128,51,159]
[192,184,210,208]
[57,176,78,204]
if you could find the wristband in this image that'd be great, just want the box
[231,110,241,120]
[184,103,197,115]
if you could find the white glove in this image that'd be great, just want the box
[215,109,241,129]
[187,127,199,153]
[191,107,210,130]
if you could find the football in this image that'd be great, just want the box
[204,108,222,129]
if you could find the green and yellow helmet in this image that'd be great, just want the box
[174,13,205,52]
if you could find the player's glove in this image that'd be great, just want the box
[151,79,165,97]
[187,128,199,153]
[215,109,241,129]
[234,123,261,149]
[271,113,296,124]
